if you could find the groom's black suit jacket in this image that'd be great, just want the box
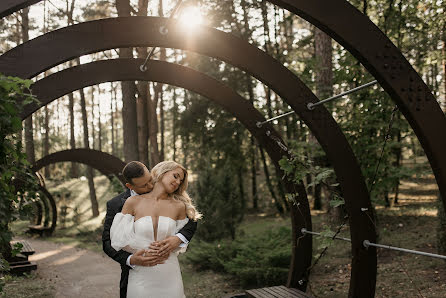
[102,189,198,298]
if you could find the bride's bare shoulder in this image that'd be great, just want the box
[172,200,187,219]
[122,195,143,214]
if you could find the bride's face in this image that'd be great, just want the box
[160,167,185,194]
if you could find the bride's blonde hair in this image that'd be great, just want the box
[151,161,202,221]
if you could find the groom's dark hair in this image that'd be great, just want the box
[122,161,146,184]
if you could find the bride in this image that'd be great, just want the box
[110,161,201,297]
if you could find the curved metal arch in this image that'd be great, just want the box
[3,0,444,213]
[0,0,39,18]
[38,185,57,234]
[26,58,312,288]
[1,1,442,295]
[32,148,127,184]
[270,0,446,222]
[0,17,375,293]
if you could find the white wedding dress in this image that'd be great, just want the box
[110,212,189,298]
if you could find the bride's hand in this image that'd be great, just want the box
[149,236,182,257]
[130,249,166,267]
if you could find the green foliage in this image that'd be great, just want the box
[329,0,442,205]
[177,61,250,240]
[186,226,292,287]
[0,74,39,274]
[10,242,23,258]
[0,276,4,293]
[279,142,344,207]
[329,195,345,208]
[109,176,125,195]
[184,240,236,272]
[316,227,336,251]
[191,159,244,241]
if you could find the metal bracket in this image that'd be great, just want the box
[159,25,168,35]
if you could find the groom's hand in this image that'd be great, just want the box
[149,236,182,257]
[130,249,166,267]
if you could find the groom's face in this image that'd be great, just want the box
[127,168,153,195]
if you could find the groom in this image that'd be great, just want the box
[102,161,197,298]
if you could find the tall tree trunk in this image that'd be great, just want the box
[90,87,96,150]
[172,88,177,160]
[64,1,79,177]
[313,27,333,211]
[159,0,165,161]
[244,74,259,210]
[240,0,258,211]
[443,39,446,112]
[110,82,116,156]
[181,90,189,168]
[149,83,161,165]
[68,92,78,177]
[250,142,258,210]
[24,116,35,164]
[79,82,99,218]
[97,92,102,152]
[259,146,284,213]
[393,115,402,205]
[43,106,50,177]
[260,0,271,55]
[239,0,252,38]
[438,194,446,255]
[136,82,149,165]
[22,7,35,165]
[135,0,149,166]
[116,0,139,162]
[160,88,165,161]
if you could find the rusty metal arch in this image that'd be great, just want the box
[26,58,312,289]
[0,18,375,294]
[32,148,126,184]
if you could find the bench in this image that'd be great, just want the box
[246,285,311,298]
[8,240,37,274]
[28,224,53,236]
[10,240,35,260]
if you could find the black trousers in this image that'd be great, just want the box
[120,265,129,298]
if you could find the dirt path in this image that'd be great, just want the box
[19,237,121,298]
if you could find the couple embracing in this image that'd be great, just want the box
[102,161,201,298]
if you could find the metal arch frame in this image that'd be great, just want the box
[269,0,446,215]
[31,148,126,235]
[0,18,375,294]
[25,58,312,289]
[37,185,58,234]
[32,148,127,185]
[0,0,39,18]
[0,1,443,295]
[2,0,444,209]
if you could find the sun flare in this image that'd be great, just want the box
[178,6,203,28]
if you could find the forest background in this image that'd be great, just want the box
[0,0,445,297]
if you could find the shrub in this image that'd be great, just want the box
[186,226,292,287]
[191,160,244,241]
[0,75,39,261]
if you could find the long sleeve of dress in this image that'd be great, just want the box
[110,213,138,253]
[102,199,131,268]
